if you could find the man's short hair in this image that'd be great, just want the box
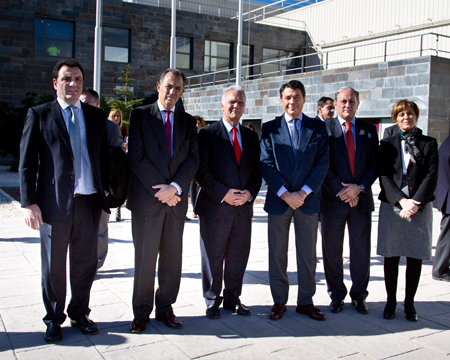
[221,85,246,105]
[82,88,99,103]
[335,86,359,102]
[317,96,334,114]
[279,80,306,99]
[159,68,186,87]
[52,59,85,81]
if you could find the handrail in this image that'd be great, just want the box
[186,32,450,89]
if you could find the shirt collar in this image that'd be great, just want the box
[57,97,81,110]
[284,112,303,123]
[157,99,175,113]
[338,116,355,126]
[222,118,239,133]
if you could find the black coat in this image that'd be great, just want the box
[378,131,438,211]
[434,134,450,214]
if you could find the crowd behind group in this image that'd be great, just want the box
[18,59,450,344]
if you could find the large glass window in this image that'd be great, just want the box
[262,48,300,77]
[103,27,130,63]
[176,37,193,70]
[35,18,74,58]
[204,40,232,72]
[241,45,254,79]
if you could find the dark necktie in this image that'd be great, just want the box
[292,118,299,150]
[232,127,241,166]
[345,121,355,176]
[165,110,172,157]
[68,105,81,182]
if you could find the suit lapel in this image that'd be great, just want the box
[217,120,239,166]
[330,118,350,169]
[148,103,171,161]
[354,119,363,171]
[295,115,313,169]
[81,102,95,160]
[172,108,184,159]
[276,115,296,165]
[51,100,73,156]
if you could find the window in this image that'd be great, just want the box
[241,45,254,79]
[176,37,193,70]
[103,27,130,63]
[35,18,74,58]
[262,48,300,77]
[204,40,232,72]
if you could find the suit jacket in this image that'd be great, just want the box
[259,113,329,215]
[378,131,438,211]
[434,135,450,214]
[320,117,378,215]
[194,120,262,218]
[19,100,112,221]
[126,102,199,218]
[107,120,124,148]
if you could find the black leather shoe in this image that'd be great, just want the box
[383,302,396,320]
[223,301,252,316]
[269,303,286,320]
[329,299,344,313]
[296,304,326,321]
[352,300,369,315]
[155,311,183,329]
[405,311,418,322]
[70,315,99,335]
[44,321,62,343]
[432,273,450,282]
[130,317,149,333]
[206,305,220,319]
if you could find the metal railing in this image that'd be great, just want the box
[186,32,450,89]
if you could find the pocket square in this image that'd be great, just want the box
[359,129,365,136]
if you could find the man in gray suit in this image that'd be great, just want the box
[127,69,199,333]
[80,88,124,269]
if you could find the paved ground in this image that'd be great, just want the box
[0,167,449,359]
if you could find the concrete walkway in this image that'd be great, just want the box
[0,169,449,359]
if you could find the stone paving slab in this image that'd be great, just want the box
[0,192,450,359]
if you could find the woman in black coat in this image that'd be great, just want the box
[377,99,438,322]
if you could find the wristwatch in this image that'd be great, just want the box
[357,184,365,193]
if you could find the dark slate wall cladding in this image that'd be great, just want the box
[0,0,307,104]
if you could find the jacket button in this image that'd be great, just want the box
[409,187,413,191]
[408,177,412,181]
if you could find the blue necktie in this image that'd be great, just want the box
[291,119,299,150]
[68,106,81,183]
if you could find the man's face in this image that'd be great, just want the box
[53,65,83,105]
[221,90,246,126]
[335,89,360,121]
[79,93,100,107]
[157,72,185,109]
[280,87,305,120]
[318,100,335,121]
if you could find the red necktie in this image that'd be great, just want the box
[165,110,172,157]
[232,127,241,166]
[345,121,355,176]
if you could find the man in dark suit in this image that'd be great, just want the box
[260,80,329,321]
[80,88,124,270]
[433,134,450,281]
[19,60,112,343]
[195,86,261,319]
[315,96,335,122]
[127,69,199,333]
[321,86,378,315]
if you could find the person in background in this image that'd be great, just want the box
[108,108,127,222]
[190,115,207,219]
[377,99,438,321]
[80,88,124,270]
[244,122,256,132]
[316,96,335,122]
